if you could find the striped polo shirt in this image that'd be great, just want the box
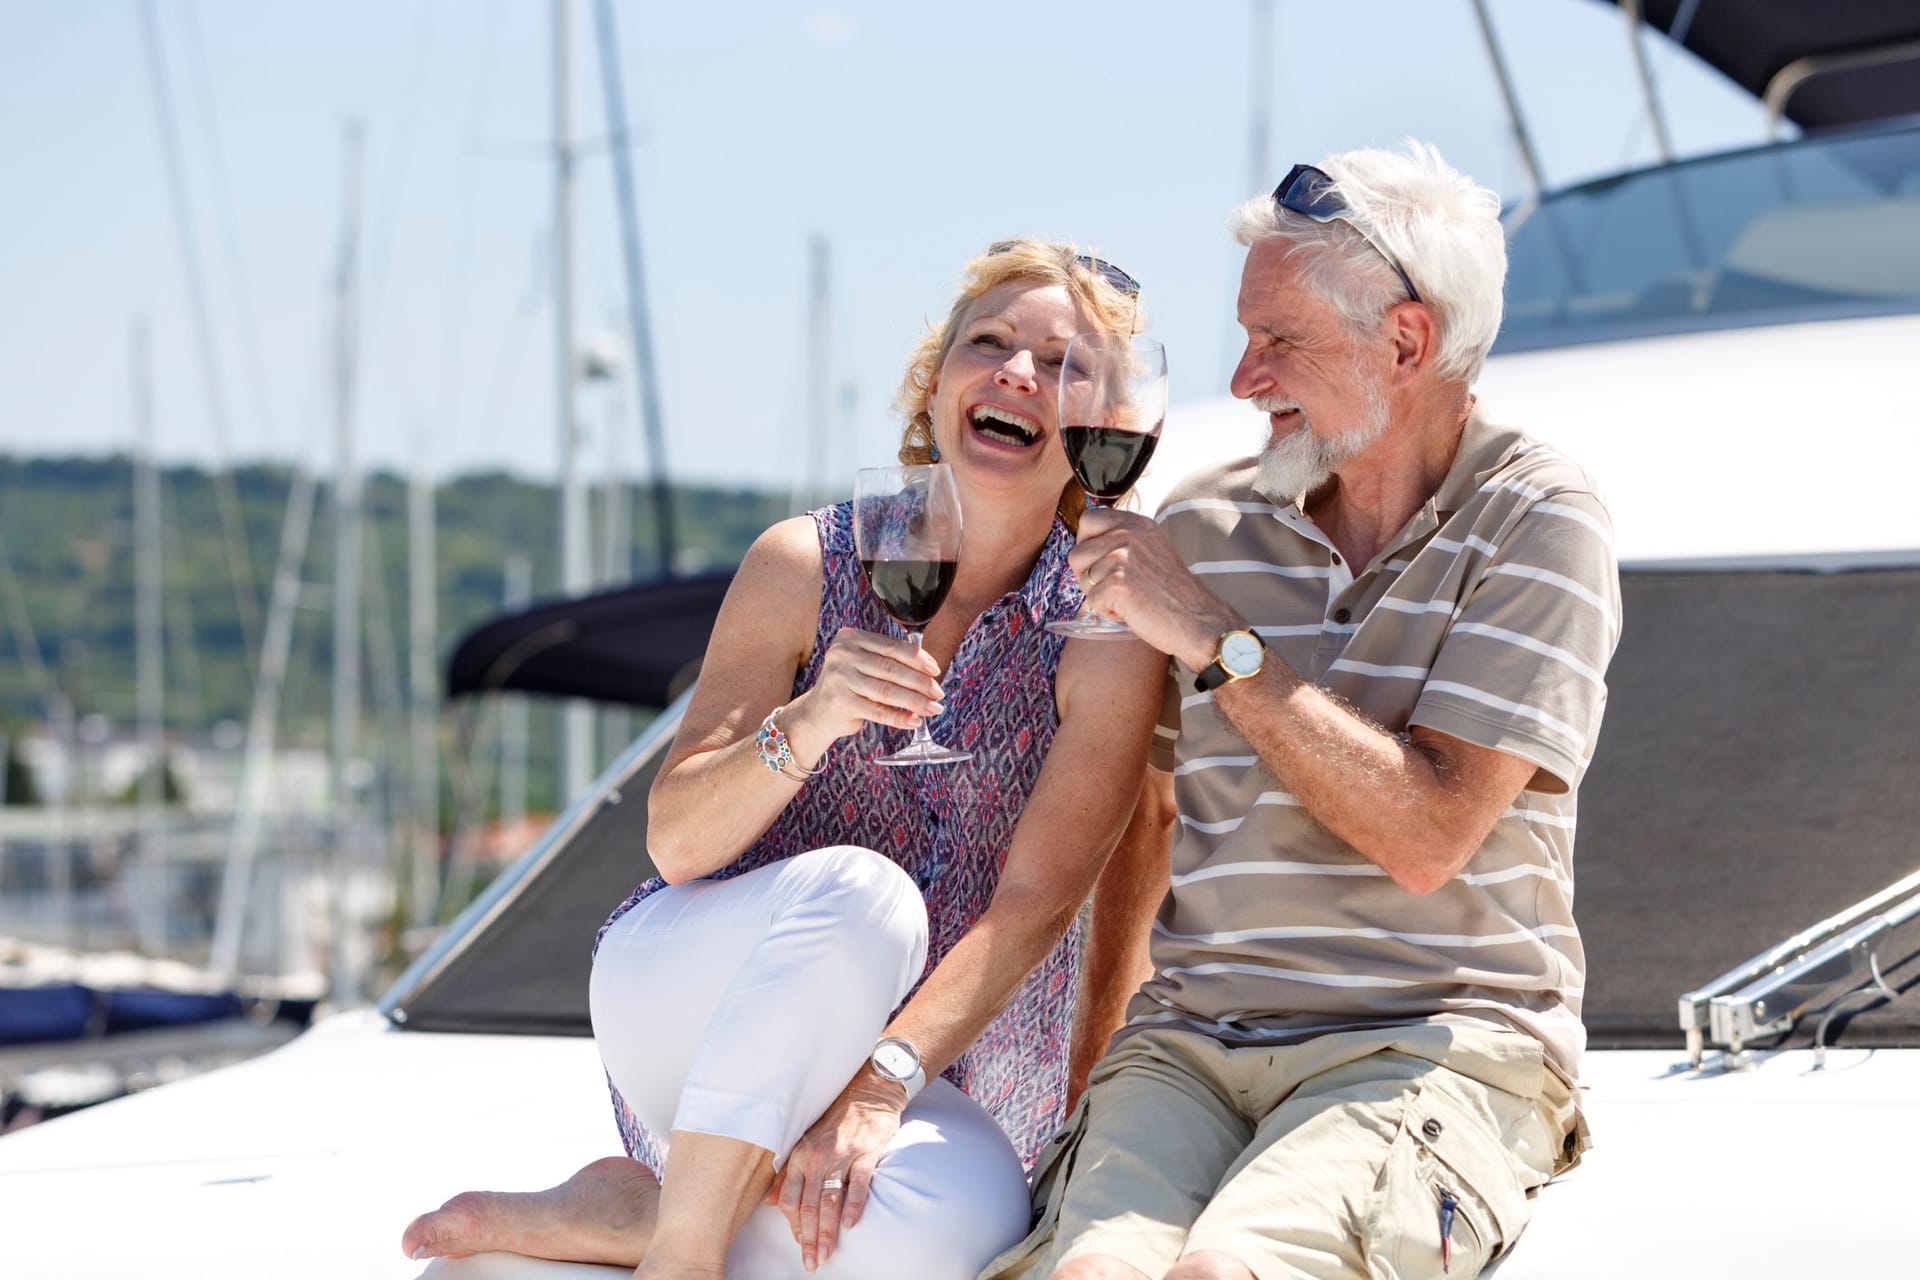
[1130,411,1621,1081]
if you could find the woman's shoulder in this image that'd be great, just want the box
[728,516,828,626]
[742,514,828,579]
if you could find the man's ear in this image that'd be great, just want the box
[1386,302,1436,385]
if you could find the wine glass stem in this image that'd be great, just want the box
[1083,495,1110,623]
[906,631,938,749]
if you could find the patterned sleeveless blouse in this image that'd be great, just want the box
[596,500,1086,1171]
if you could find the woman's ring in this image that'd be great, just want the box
[821,1177,845,1193]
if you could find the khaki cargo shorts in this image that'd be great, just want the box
[980,1023,1581,1280]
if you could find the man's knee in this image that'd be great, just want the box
[1051,1256,1151,1280]
[1163,1251,1256,1280]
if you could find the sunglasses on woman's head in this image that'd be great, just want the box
[1271,164,1422,304]
[987,241,1142,298]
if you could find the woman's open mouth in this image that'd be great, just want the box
[969,404,1041,448]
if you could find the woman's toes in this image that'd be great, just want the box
[400,1191,492,1260]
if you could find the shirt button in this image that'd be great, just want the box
[1333,607,1352,624]
[1330,552,1342,565]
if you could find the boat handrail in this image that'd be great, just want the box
[1677,864,1920,1066]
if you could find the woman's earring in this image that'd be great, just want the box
[930,441,941,462]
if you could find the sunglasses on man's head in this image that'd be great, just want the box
[987,240,1142,298]
[1271,163,1421,304]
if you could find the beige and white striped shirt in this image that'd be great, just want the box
[1131,412,1621,1081]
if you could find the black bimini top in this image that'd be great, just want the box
[1618,0,1920,129]
[445,570,734,709]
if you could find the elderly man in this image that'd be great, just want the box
[985,143,1621,1280]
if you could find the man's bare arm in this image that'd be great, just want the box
[1070,507,1536,895]
[1211,670,1538,893]
[1070,767,1174,1105]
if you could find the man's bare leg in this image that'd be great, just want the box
[1163,1252,1257,1280]
[401,1155,660,1265]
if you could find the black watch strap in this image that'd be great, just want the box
[1194,657,1235,693]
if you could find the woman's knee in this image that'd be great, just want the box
[822,1085,1030,1278]
[779,845,928,969]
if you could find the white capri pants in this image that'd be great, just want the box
[588,845,1034,1280]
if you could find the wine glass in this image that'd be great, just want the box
[853,463,972,766]
[1047,333,1168,638]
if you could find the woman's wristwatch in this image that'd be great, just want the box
[869,1035,926,1102]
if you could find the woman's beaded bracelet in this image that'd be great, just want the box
[755,705,823,783]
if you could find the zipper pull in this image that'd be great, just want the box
[1438,1188,1458,1273]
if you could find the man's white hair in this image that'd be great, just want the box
[1230,141,1507,384]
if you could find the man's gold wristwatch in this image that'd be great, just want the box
[1194,628,1267,693]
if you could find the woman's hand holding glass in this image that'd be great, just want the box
[854,464,971,765]
[778,626,947,766]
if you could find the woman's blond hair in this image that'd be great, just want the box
[893,239,1145,531]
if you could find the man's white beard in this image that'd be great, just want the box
[1254,373,1391,500]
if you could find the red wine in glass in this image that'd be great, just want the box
[1060,423,1163,501]
[860,558,959,629]
[1048,334,1168,639]
[853,464,972,766]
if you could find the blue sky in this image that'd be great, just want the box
[0,0,1778,490]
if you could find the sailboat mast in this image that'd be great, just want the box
[591,0,676,577]
[500,552,532,837]
[408,445,438,931]
[555,0,594,803]
[805,233,829,512]
[132,317,168,958]
[1246,0,1272,193]
[329,122,367,1009]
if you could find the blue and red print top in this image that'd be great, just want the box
[597,500,1087,1171]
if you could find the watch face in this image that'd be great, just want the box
[1221,631,1264,677]
[872,1040,918,1080]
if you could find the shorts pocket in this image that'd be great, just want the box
[1371,1077,1531,1279]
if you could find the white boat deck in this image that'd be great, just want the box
[1,1010,1912,1278]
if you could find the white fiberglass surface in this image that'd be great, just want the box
[4,1015,1915,1277]
[0,1012,626,1279]
[1152,312,1920,567]
[1492,1045,1920,1277]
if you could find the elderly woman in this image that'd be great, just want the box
[403,240,1167,1280]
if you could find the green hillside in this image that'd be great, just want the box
[0,455,790,812]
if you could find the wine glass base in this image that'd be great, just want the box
[874,741,973,767]
[1045,615,1136,639]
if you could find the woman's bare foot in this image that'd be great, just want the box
[401,1155,661,1264]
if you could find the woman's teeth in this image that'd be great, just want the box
[970,406,1039,446]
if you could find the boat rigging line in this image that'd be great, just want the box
[133,0,263,670]
[174,0,284,460]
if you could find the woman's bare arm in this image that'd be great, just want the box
[876,631,1166,1080]
[645,517,943,883]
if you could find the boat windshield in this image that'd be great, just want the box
[1495,120,1920,352]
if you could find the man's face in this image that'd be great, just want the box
[1229,240,1393,498]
